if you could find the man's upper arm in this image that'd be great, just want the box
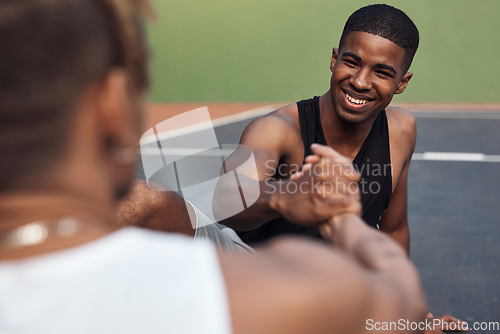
[380,161,411,252]
[219,239,374,334]
[219,237,424,334]
[379,107,417,253]
[113,179,195,236]
[223,107,303,181]
[212,107,305,229]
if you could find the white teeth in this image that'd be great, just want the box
[345,93,368,105]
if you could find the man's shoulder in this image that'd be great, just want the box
[385,106,416,137]
[239,102,304,160]
[250,96,320,129]
[385,106,417,161]
[260,102,299,127]
[242,102,300,138]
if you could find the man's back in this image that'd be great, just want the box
[0,228,231,334]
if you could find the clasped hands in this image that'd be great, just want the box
[270,143,362,234]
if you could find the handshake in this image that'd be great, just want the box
[269,143,363,240]
[213,143,367,239]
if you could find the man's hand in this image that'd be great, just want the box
[423,312,469,333]
[270,144,362,226]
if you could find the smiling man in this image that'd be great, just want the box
[215,4,418,253]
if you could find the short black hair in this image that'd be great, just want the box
[339,4,419,73]
[0,0,151,192]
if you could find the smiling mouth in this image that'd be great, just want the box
[344,92,369,105]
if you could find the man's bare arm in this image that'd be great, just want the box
[379,160,411,254]
[212,109,303,229]
[214,120,362,231]
[380,107,417,254]
[219,213,427,334]
[113,179,195,236]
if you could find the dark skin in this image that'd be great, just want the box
[0,3,429,332]
[215,31,416,255]
[2,127,428,334]
[118,32,415,248]
[114,179,194,237]
[113,31,465,333]
[328,33,466,332]
[326,31,415,254]
[219,146,428,334]
[215,31,466,333]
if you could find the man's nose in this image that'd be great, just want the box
[350,68,372,91]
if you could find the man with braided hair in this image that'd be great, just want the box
[0,1,427,333]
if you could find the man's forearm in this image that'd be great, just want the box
[214,179,283,231]
[331,214,408,270]
[384,223,410,256]
[326,213,426,329]
[215,143,364,232]
[329,213,424,304]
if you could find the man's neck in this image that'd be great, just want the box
[0,190,113,230]
[0,190,117,260]
[318,92,379,160]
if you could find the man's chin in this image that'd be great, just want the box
[336,100,385,125]
[336,107,373,125]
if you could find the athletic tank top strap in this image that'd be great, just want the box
[298,96,327,157]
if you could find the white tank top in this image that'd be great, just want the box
[0,228,232,334]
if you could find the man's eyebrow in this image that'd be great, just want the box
[341,51,361,62]
[342,51,398,75]
[376,63,397,75]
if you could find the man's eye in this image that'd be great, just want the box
[376,70,391,77]
[343,59,357,66]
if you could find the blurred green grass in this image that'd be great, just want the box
[147,0,500,103]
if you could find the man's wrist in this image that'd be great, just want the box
[330,213,360,231]
[268,183,283,217]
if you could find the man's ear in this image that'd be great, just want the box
[330,47,339,72]
[95,69,139,151]
[93,69,142,200]
[395,72,413,94]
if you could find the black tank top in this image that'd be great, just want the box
[238,96,392,245]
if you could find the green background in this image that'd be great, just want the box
[147,0,500,103]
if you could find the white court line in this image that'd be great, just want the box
[412,111,500,120]
[143,106,500,145]
[141,105,500,152]
[141,147,236,157]
[412,152,500,162]
[211,104,279,127]
[141,149,500,163]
